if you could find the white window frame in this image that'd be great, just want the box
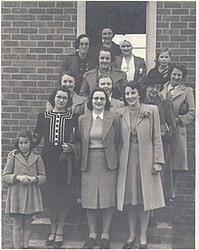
[77,1,157,72]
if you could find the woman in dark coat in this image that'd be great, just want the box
[33,86,79,248]
[78,88,121,249]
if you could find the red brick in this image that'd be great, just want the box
[172,9,189,15]
[2,61,11,66]
[20,15,36,20]
[170,35,188,41]
[47,35,63,40]
[47,48,63,54]
[12,34,29,40]
[180,56,195,62]
[2,120,19,126]
[163,15,180,21]
[2,21,11,27]
[29,34,46,40]
[3,27,20,34]
[46,8,63,14]
[180,42,195,48]
[189,22,196,29]
[12,21,29,27]
[157,22,169,29]
[72,15,77,21]
[20,41,37,47]
[37,81,55,87]
[64,9,76,15]
[190,9,196,15]
[56,2,74,8]
[170,22,188,28]
[20,120,36,126]
[39,2,55,7]
[37,68,54,74]
[2,74,12,80]
[37,15,53,21]
[2,113,11,119]
[64,22,77,28]
[4,54,19,60]
[164,2,181,8]
[12,74,28,80]
[30,21,46,28]
[12,8,28,14]
[12,48,28,53]
[11,126,28,131]
[1,8,12,14]
[20,54,37,60]
[163,29,180,35]
[38,55,54,60]
[2,34,11,40]
[180,29,196,35]
[21,94,37,100]
[182,2,196,8]
[2,67,19,73]
[29,75,46,80]
[20,68,37,73]
[47,22,63,27]
[2,14,19,20]
[2,40,19,47]
[162,42,179,48]
[54,15,72,21]
[55,41,71,47]
[13,100,29,106]
[21,28,38,34]
[30,48,46,53]
[28,87,46,93]
[181,15,196,22]
[38,41,53,47]
[38,28,56,34]
[57,28,74,34]
[29,8,45,14]
[189,36,196,42]
[20,107,37,113]
[12,113,28,119]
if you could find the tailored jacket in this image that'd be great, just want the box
[59,52,97,94]
[78,111,121,172]
[79,66,127,99]
[116,104,165,211]
[2,151,46,214]
[161,82,195,171]
[112,54,147,86]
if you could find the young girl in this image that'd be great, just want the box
[2,131,46,249]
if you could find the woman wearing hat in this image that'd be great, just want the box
[59,34,97,94]
[112,36,147,86]
[143,73,177,207]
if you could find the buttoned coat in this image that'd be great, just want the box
[59,52,97,94]
[2,151,46,215]
[116,104,165,211]
[112,54,147,86]
[79,67,127,99]
[78,111,121,172]
[161,82,195,170]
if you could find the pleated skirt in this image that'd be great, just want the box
[81,148,116,209]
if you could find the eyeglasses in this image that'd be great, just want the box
[93,97,106,101]
[80,42,90,47]
[56,95,68,101]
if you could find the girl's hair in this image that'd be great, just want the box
[48,86,72,109]
[75,34,90,49]
[59,71,76,86]
[97,47,115,63]
[97,74,113,92]
[87,87,110,111]
[168,63,188,79]
[123,82,144,106]
[15,130,33,151]
[155,47,171,67]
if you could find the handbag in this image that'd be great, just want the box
[178,100,189,115]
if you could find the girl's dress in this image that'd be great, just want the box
[124,107,143,205]
[2,151,46,216]
[33,110,79,208]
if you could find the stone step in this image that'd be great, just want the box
[29,239,171,249]
[30,217,172,248]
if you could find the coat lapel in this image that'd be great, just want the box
[121,106,131,129]
[102,111,113,141]
[15,153,27,166]
[137,104,148,125]
[86,68,98,93]
[81,112,92,143]
[171,84,186,100]
[161,82,169,99]
[27,152,38,167]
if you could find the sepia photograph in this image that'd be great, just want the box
[1,0,196,249]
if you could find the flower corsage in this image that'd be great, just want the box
[139,110,150,119]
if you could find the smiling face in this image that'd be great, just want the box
[54,90,69,111]
[78,37,90,56]
[61,74,75,92]
[18,136,30,155]
[92,91,106,112]
[125,86,140,107]
[170,68,183,87]
[102,28,114,44]
[98,77,113,97]
[146,84,162,99]
[121,40,133,57]
[158,51,171,68]
[99,50,111,71]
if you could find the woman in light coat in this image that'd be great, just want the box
[161,63,195,199]
[117,83,165,249]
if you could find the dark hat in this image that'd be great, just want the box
[144,72,164,89]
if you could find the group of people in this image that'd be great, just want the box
[3,26,195,249]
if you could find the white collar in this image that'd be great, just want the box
[92,111,104,120]
[168,83,180,91]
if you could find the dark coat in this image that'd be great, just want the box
[79,66,127,99]
[59,52,97,94]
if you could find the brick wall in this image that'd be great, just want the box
[156,1,196,224]
[1,1,77,164]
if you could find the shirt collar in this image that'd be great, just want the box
[92,111,104,120]
[168,83,180,91]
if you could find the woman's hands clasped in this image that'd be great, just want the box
[151,163,162,175]
[16,175,37,185]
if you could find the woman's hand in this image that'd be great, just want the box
[28,176,37,184]
[151,164,162,175]
[62,143,73,153]
[16,175,30,185]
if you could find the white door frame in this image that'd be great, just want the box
[77,1,157,72]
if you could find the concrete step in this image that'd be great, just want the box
[30,217,172,248]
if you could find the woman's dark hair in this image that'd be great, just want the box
[58,70,76,86]
[155,47,171,68]
[75,34,90,49]
[97,47,115,63]
[123,82,144,106]
[48,86,72,109]
[168,63,188,79]
[87,87,110,111]
[15,130,33,151]
[97,74,113,92]
[101,25,115,37]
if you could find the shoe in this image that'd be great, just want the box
[100,238,110,249]
[53,234,63,249]
[82,237,97,249]
[122,239,136,249]
[166,196,176,206]
[45,233,56,246]
[139,243,147,249]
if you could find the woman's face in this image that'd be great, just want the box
[158,51,171,67]
[18,136,30,154]
[61,74,75,92]
[125,86,140,106]
[99,50,111,71]
[78,37,90,55]
[121,41,133,57]
[102,28,114,44]
[146,84,162,99]
[170,68,183,87]
[54,90,69,110]
[92,91,106,112]
[98,77,113,97]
